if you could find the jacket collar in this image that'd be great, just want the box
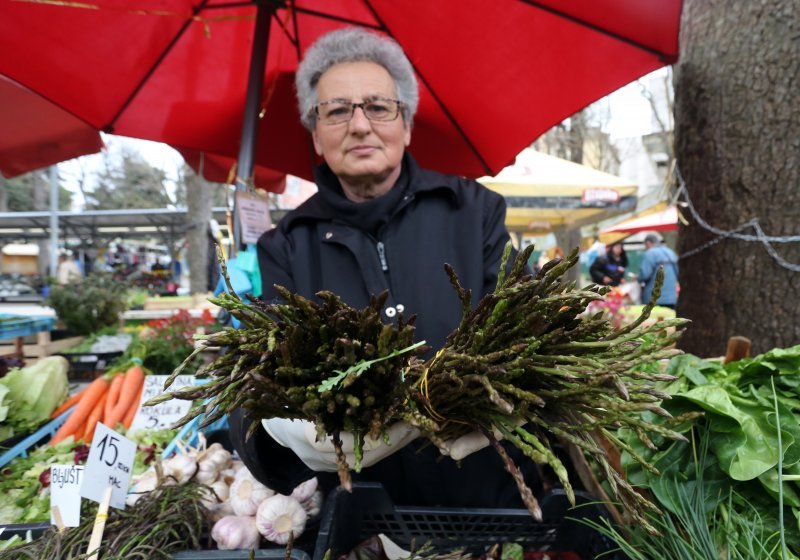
[281,152,459,230]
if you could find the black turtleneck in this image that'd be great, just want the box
[313,159,410,238]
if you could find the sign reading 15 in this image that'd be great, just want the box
[97,434,120,467]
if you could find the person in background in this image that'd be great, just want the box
[638,232,679,309]
[589,241,628,287]
[56,252,81,285]
[229,27,541,511]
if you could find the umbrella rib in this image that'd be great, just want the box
[104,0,211,133]
[360,0,492,176]
[291,6,382,29]
[517,0,673,62]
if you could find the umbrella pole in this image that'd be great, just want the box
[232,1,274,253]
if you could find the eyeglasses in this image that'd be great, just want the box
[313,97,403,125]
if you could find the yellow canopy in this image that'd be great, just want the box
[478,149,638,232]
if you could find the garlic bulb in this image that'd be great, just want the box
[203,445,233,470]
[230,468,275,516]
[207,500,235,523]
[211,515,261,551]
[220,468,238,486]
[126,469,158,506]
[162,454,197,485]
[302,490,323,518]
[256,494,307,545]
[200,479,231,508]
[290,477,318,503]
[195,460,220,485]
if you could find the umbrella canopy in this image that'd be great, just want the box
[0,0,681,184]
[601,205,678,234]
[479,149,638,232]
[178,148,287,193]
[0,75,103,178]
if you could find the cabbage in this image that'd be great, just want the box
[0,356,69,437]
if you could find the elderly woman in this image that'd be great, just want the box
[230,27,540,510]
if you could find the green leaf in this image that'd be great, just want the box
[318,340,426,393]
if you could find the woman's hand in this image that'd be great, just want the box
[262,418,419,472]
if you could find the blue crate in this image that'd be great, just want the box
[0,406,75,468]
[0,314,55,340]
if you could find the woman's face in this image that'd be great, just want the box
[611,243,623,256]
[312,61,411,185]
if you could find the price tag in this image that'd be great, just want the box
[80,424,136,509]
[50,465,84,527]
[131,375,194,430]
[235,190,272,244]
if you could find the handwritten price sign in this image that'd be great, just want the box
[50,465,84,526]
[80,424,136,509]
[131,375,194,430]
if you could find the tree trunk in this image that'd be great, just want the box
[674,0,800,356]
[185,171,216,295]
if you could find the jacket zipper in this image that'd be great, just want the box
[376,241,389,272]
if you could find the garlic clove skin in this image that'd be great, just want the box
[211,515,261,551]
[290,477,318,503]
[302,490,323,519]
[200,479,231,508]
[230,468,275,516]
[256,494,307,545]
[208,500,235,523]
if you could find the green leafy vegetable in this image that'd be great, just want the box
[0,356,69,440]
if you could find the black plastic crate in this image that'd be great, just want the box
[56,350,123,379]
[313,483,616,560]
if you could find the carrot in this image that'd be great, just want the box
[122,381,145,430]
[105,365,145,429]
[50,376,110,445]
[82,390,109,443]
[104,373,125,421]
[50,385,89,419]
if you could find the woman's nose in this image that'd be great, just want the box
[349,106,372,133]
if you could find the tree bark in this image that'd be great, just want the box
[674,0,800,355]
[185,170,216,295]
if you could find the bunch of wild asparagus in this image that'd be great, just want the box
[148,259,428,488]
[150,246,687,531]
[406,244,688,531]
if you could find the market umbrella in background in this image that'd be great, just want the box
[601,205,679,235]
[0,75,103,178]
[0,0,682,188]
[479,149,638,234]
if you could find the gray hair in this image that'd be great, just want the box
[296,27,419,130]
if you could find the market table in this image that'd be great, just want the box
[0,313,55,359]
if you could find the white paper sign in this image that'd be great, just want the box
[80,424,136,510]
[50,465,84,527]
[131,375,195,430]
[235,191,272,244]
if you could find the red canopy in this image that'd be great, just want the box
[0,0,681,185]
[0,75,103,178]
[178,149,287,193]
[602,205,678,234]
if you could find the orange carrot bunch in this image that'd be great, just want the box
[49,364,146,445]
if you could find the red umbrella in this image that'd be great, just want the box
[0,0,681,185]
[178,148,287,193]
[0,75,103,178]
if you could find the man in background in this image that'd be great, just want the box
[638,232,678,309]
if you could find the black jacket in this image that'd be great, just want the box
[589,249,628,286]
[229,153,542,508]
